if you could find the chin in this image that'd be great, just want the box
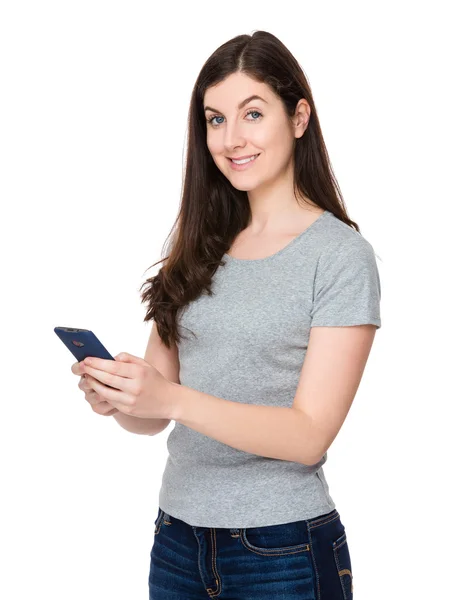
[229,182,258,192]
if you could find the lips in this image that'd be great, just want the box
[227,153,260,161]
[227,153,261,171]
[226,153,261,164]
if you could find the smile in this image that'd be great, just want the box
[227,153,261,171]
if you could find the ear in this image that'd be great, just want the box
[293,98,310,139]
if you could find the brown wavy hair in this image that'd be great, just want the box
[139,30,365,350]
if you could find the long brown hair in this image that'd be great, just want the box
[140,30,363,350]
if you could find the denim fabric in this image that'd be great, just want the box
[149,507,353,599]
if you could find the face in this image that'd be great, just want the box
[203,72,309,192]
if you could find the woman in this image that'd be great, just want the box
[141,30,382,599]
[79,30,381,598]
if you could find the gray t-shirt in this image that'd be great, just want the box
[158,210,381,528]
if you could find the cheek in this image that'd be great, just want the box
[207,138,228,171]
[206,132,219,153]
[262,127,293,163]
[258,123,285,148]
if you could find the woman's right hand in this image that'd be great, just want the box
[71,360,118,416]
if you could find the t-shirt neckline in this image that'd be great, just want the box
[223,210,331,264]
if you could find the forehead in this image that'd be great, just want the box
[203,73,274,108]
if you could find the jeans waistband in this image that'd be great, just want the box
[159,507,339,535]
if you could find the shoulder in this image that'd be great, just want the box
[318,212,377,265]
[310,213,382,328]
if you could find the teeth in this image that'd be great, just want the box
[232,154,258,164]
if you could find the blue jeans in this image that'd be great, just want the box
[149,506,353,599]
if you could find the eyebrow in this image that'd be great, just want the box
[203,94,268,114]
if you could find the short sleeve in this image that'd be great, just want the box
[310,237,382,329]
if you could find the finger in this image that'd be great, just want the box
[85,390,116,414]
[92,400,118,416]
[85,389,103,405]
[83,363,135,394]
[82,356,135,381]
[72,362,83,376]
[94,398,118,415]
[103,407,118,416]
[85,374,132,412]
[78,375,94,392]
[116,352,149,367]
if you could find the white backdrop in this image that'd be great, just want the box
[1,1,447,598]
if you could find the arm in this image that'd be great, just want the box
[169,385,319,464]
[112,412,170,436]
[167,325,377,465]
[113,321,180,436]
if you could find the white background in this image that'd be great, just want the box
[1,1,447,598]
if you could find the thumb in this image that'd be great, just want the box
[114,352,148,367]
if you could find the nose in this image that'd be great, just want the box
[223,122,247,153]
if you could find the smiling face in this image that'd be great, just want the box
[203,72,305,192]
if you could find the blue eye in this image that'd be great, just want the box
[208,115,224,126]
[206,110,262,127]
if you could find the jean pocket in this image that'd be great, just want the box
[332,531,353,599]
[240,522,310,557]
[154,508,164,535]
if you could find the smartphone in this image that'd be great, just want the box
[54,327,115,363]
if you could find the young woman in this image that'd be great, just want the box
[78,29,381,599]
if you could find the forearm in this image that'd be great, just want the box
[168,384,322,465]
[113,412,170,435]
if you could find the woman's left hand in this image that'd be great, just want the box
[81,352,176,419]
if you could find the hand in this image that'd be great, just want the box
[74,352,175,419]
[72,356,119,416]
